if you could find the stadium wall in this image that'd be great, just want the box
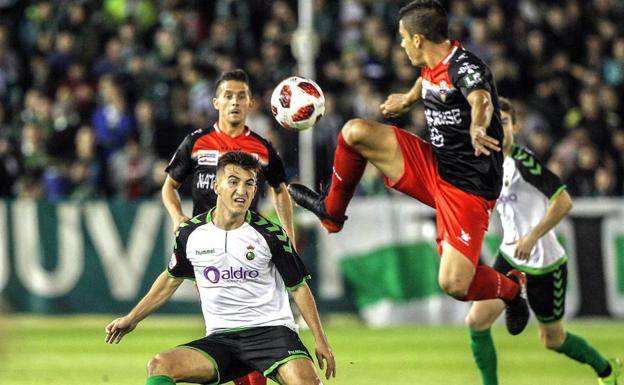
[0,198,623,324]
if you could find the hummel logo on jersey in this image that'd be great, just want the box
[458,229,471,245]
[196,249,215,255]
[455,52,468,61]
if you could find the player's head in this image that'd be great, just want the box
[213,69,253,127]
[214,151,260,215]
[398,0,449,66]
[499,97,518,154]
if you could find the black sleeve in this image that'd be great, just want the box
[512,146,566,199]
[267,228,309,290]
[165,134,195,183]
[263,140,288,188]
[450,56,493,98]
[166,227,195,279]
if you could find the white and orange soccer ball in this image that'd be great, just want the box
[270,76,325,131]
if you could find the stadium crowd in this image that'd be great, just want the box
[0,0,622,201]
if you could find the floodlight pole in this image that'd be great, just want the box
[292,0,317,187]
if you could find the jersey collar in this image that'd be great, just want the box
[213,122,251,138]
[428,40,461,70]
[206,208,253,224]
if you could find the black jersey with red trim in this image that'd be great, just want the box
[166,124,287,216]
[420,41,503,200]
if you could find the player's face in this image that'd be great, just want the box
[213,80,253,126]
[214,164,257,216]
[399,21,423,66]
[501,110,517,153]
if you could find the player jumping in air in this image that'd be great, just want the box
[465,97,621,385]
[288,0,529,335]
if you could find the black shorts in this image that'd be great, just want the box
[493,254,568,323]
[180,326,312,384]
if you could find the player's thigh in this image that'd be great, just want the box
[466,299,505,330]
[274,357,321,385]
[150,347,217,383]
[341,118,404,181]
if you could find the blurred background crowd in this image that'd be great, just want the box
[0,0,622,202]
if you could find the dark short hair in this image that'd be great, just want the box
[216,151,261,176]
[498,97,516,124]
[214,69,250,96]
[399,0,448,43]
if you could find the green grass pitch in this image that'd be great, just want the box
[1,315,622,385]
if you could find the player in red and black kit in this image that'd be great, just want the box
[162,69,292,385]
[289,0,530,335]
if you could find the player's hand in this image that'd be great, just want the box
[380,93,411,117]
[314,341,336,380]
[105,316,137,344]
[470,126,501,156]
[173,215,190,233]
[505,234,537,260]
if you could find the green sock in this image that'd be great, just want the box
[555,332,609,375]
[146,375,175,385]
[469,328,498,385]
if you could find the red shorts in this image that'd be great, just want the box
[384,127,495,265]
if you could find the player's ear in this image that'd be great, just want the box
[414,34,423,48]
[213,97,219,110]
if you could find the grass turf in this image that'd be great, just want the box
[0,315,622,385]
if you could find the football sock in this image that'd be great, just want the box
[234,372,267,385]
[469,329,498,385]
[464,265,519,301]
[325,131,367,219]
[146,375,175,385]
[555,332,610,376]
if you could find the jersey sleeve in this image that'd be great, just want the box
[450,56,493,98]
[267,229,310,290]
[262,140,288,188]
[167,228,195,279]
[512,146,566,200]
[165,134,195,183]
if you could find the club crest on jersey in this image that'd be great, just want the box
[439,81,450,102]
[245,244,256,260]
[194,149,219,166]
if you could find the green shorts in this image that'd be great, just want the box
[493,253,567,323]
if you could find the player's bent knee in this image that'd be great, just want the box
[147,353,171,376]
[539,327,566,350]
[439,277,469,299]
[341,118,372,146]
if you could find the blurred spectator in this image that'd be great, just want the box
[107,137,154,199]
[92,75,135,159]
[0,0,621,200]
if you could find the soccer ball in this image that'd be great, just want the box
[270,76,325,131]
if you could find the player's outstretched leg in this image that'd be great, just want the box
[288,181,347,233]
[289,121,370,233]
[503,269,529,335]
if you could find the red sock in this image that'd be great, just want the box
[325,131,367,218]
[464,265,519,301]
[233,372,266,385]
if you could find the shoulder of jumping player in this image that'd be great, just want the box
[175,211,212,244]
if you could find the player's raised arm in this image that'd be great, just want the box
[290,283,336,380]
[380,77,423,117]
[104,271,184,344]
[466,89,500,156]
